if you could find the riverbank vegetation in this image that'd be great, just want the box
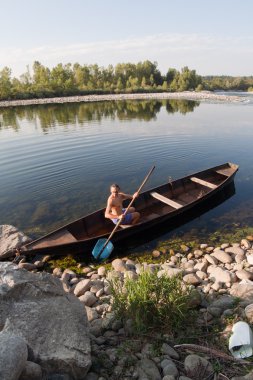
[110,271,195,334]
[0,60,253,101]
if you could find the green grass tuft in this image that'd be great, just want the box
[110,270,195,334]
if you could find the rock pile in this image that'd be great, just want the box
[2,229,253,379]
[0,91,246,108]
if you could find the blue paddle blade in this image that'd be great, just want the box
[92,239,114,261]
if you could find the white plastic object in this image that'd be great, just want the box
[229,321,253,358]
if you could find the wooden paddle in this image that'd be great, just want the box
[92,165,155,261]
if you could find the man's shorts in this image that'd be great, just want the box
[112,208,132,225]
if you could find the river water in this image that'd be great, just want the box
[1,93,253,253]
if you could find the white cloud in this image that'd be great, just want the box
[1,33,253,76]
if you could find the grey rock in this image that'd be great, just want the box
[223,309,234,316]
[111,259,127,272]
[74,279,91,296]
[34,260,44,269]
[204,254,218,265]
[247,254,253,265]
[236,270,253,281]
[184,354,213,378]
[0,331,28,380]
[19,361,43,380]
[183,273,201,286]
[0,262,91,379]
[85,306,99,322]
[196,270,207,280]
[207,306,222,317]
[18,262,37,271]
[211,249,233,264]
[241,239,252,249]
[0,225,31,259]
[79,291,97,307]
[124,270,138,280]
[221,243,230,249]
[235,253,245,263]
[90,284,103,293]
[193,249,204,258]
[97,266,106,276]
[96,288,104,297]
[194,261,208,272]
[163,361,178,377]
[161,343,179,359]
[225,247,245,256]
[209,295,235,311]
[137,357,162,380]
[158,267,183,278]
[89,319,103,337]
[53,267,63,277]
[207,266,232,283]
[230,283,253,303]
[245,304,253,323]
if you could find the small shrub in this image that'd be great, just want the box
[110,270,194,334]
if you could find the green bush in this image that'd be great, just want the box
[110,270,194,334]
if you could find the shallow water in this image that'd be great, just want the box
[0,95,253,253]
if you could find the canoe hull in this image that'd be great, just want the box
[21,162,239,259]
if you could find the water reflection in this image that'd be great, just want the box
[0,99,199,131]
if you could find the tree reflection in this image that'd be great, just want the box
[0,99,199,131]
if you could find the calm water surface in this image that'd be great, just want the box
[1,94,253,253]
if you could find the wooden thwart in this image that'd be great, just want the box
[190,177,217,189]
[215,168,231,177]
[150,192,183,209]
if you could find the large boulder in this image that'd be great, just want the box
[0,225,31,259]
[0,331,28,380]
[0,262,91,379]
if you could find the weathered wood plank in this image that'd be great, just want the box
[215,168,231,177]
[150,192,183,209]
[190,177,217,189]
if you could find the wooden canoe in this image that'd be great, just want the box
[21,162,239,258]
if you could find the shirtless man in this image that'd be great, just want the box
[105,184,140,225]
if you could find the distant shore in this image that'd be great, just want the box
[0,91,247,108]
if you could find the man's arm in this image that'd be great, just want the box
[105,199,117,219]
[121,192,139,200]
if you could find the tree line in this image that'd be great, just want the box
[0,60,252,101]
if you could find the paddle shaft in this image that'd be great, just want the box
[97,165,155,259]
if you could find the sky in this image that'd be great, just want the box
[0,0,253,77]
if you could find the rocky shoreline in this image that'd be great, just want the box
[2,225,253,379]
[0,91,247,108]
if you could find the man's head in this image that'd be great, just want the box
[110,184,120,196]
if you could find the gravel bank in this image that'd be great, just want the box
[0,91,246,108]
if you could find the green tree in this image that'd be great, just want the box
[32,61,51,95]
[0,67,12,99]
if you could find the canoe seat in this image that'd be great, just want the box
[190,177,217,189]
[215,168,231,177]
[150,192,183,209]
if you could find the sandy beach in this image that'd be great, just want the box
[0,91,246,108]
